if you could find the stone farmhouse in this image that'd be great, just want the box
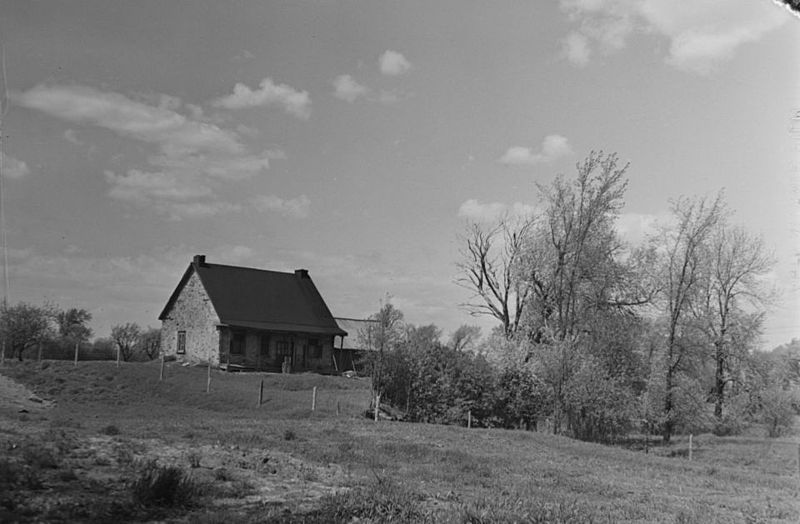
[159,255,350,373]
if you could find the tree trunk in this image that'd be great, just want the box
[663,366,674,443]
[714,340,725,419]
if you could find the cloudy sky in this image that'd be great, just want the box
[1,1,798,348]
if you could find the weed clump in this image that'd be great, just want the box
[187,451,202,469]
[283,429,297,441]
[460,496,603,523]
[130,460,197,508]
[311,478,425,522]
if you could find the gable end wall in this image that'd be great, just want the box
[160,269,221,365]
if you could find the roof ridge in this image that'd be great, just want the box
[200,262,299,275]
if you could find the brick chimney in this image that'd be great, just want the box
[193,254,207,267]
[294,268,309,279]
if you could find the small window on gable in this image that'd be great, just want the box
[177,331,186,354]
[309,338,322,359]
[230,332,246,356]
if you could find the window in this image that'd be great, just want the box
[230,333,245,356]
[177,331,186,354]
[309,338,322,359]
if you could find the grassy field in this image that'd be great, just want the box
[1,360,798,523]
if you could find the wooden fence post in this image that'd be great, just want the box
[468,410,472,429]
[73,341,79,367]
[374,393,380,422]
[206,361,211,393]
[311,386,317,411]
[116,345,121,368]
[159,354,165,381]
[336,398,341,416]
[688,434,693,461]
[258,379,264,407]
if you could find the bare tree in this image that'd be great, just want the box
[111,322,142,362]
[138,327,162,360]
[457,215,535,338]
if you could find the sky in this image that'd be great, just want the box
[0,0,798,349]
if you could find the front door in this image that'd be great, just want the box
[258,334,270,370]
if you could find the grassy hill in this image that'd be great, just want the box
[1,360,798,523]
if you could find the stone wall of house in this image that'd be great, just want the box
[160,269,221,365]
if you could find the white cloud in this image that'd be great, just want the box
[499,134,573,166]
[332,74,369,103]
[63,128,82,145]
[13,84,283,219]
[212,77,311,119]
[615,212,665,243]
[559,0,787,73]
[13,84,243,156]
[562,32,592,66]
[251,194,311,219]
[458,199,536,222]
[1,152,30,179]
[379,50,411,76]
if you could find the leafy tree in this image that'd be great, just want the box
[360,300,405,397]
[139,327,162,360]
[0,302,57,361]
[111,322,142,362]
[56,307,93,360]
[692,224,774,422]
[652,193,724,442]
[519,152,649,434]
[56,308,93,343]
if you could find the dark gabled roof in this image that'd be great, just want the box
[159,258,346,336]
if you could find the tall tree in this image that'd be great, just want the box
[693,224,775,421]
[360,300,405,397]
[520,152,642,434]
[655,193,724,442]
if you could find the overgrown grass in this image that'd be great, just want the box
[2,360,799,523]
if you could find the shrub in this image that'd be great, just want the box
[101,424,121,436]
[213,467,231,481]
[130,460,197,507]
[283,429,297,441]
[759,385,799,438]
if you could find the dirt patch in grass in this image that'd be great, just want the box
[0,373,55,415]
